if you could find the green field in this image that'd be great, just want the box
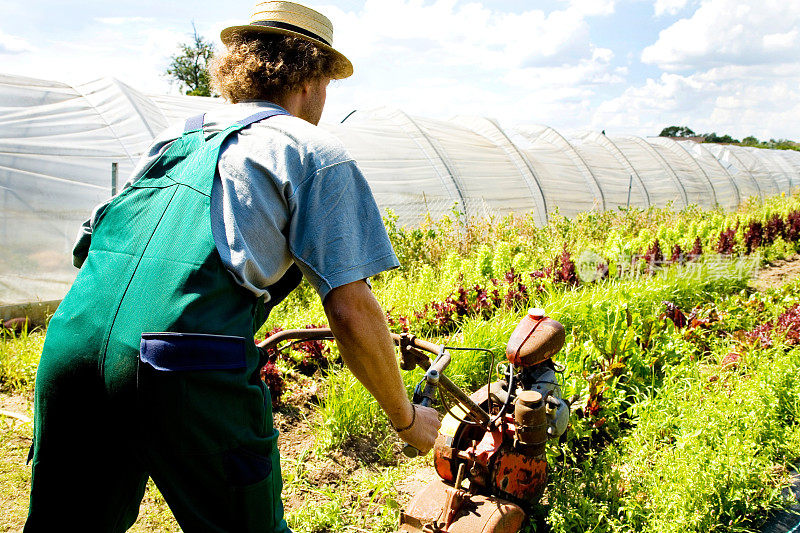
[3,195,800,532]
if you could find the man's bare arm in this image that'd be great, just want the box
[323,280,440,453]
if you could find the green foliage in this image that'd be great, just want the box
[294,196,800,532]
[659,125,696,137]
[656,127,799,151]
[611,343,800,532]
[165,23,216,97]
[702,132,740,144]
[0,328,43,392]
[544,283,800,532]
[315,364,392,451]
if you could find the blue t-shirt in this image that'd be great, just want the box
[74,101,399,303]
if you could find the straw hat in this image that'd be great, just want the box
[221,1,353,79]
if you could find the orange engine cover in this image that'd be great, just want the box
[493,447,547,504]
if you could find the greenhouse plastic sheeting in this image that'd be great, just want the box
[2,74,800,306]
[0,74,219,306]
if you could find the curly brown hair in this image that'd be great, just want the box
[210,33,349,103]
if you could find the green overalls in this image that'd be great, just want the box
[26,111,296,532]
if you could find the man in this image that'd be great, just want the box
[25,2,440,531]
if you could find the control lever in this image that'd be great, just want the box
[402,367,440,458]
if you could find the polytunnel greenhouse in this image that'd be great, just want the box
[2,73,800,308]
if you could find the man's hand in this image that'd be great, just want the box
[323,280,441,454]
[392,402,441,454]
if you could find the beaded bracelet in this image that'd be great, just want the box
[392,404,417,433]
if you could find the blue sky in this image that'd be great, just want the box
[1,0,798,140]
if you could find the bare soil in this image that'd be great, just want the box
[273,370,411,518]
[750,254,800,291]
[0,393,32,423]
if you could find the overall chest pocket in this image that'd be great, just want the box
[137,332,265,455]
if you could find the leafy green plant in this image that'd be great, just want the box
[0,328,43,393]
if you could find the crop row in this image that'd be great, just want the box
[268,196,800,384]
[258,194,800,532]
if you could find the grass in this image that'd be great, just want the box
[0,328,43,393]
[284,455,417,532]
[544,280,800,532]
[4,195,800,532]
[619,347,800,532]
[546,333,800,532]
[0,416,33,532]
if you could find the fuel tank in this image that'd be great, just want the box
[505,308,565,367]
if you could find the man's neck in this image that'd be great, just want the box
[270,92,303,119]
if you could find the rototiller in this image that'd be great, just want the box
[259,308,569,533]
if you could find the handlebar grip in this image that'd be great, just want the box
[401,397,432,458]
[402,443,421,458]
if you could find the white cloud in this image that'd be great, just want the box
[632,0,800,139]
[591,64,800,139]
[763,29,799,51]
[315,0,623,125]
[563,0,616,16]
[0,29,34,54]
[95,17,154,25]
[654,0,691,17]
[324,0,612,70]
[1,22,191,94]
[643,0,800,70]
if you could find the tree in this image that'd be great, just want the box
[771,139,800,151]
[659,126,696,138]
[701,132,738,144]
[166,23,215,97]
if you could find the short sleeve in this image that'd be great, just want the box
[287,160,400,302]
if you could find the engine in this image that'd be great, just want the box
[399,309,569,532]
[432,308,568,508]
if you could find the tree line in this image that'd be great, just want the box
[658,126,799,151]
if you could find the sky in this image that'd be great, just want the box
[1,0,799,140]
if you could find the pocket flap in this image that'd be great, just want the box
[140,332,247,371]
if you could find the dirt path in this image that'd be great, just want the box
[751,254,800,291]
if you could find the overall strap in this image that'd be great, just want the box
[184,113,206,133]
[235,109,290,129]
[202,109,291,158]
[184,109,288,137]
[168,109,291,196]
